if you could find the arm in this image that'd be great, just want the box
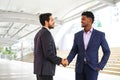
[97,33,111,70]
[41,31,62,65]
[67,35,78,64]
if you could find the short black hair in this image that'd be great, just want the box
[39,13,52,26]
[81,11,94,23]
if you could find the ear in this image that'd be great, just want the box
[88,18,92,23]
[45,21,48,24]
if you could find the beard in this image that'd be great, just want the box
[48,23,54,29]
[81,23,87,28]
[81,25,86,28]
[48,26,54,29]
[82,25,85,28]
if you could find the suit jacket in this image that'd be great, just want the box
[67,29,110,73]
[34,27,61,76]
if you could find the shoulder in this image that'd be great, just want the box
[93,29,105,36]
[35,27,50,39]
[39,27,51,37]
[75,30,83,36]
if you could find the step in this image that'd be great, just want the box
[99,56,120,60]
[70,62,120,68]
[67,66,120,76]
[107,61,119,63]
[104,67,120,72]
[106,64,120,68]
[101,70,120,76]
[107,60,120,63]
[99,54,120,56]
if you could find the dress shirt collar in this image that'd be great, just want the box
[43,26,50,31]
[84,27,93,33]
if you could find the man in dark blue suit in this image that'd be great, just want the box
[34,13,64,80]
[64,11,110,80]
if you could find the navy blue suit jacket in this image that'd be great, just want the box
[67,29,110,73]
[34,27,61,76]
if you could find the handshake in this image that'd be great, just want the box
[61,59,69,67]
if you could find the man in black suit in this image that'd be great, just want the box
[34,13,65,80]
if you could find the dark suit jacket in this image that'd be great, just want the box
[34,27,61,76]
[67,29,110,73]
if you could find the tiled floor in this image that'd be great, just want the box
[0,59,35,80]
[0,59,120,80]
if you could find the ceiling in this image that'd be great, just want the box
[0,0,120,46]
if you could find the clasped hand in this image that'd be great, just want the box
[61,59,68,67]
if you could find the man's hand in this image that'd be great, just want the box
[96,67,101,71]
[61,59,68,67]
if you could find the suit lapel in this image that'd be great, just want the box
[86,29,95,50]
[79,31,85,50]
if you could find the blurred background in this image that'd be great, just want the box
[0,0,120,80]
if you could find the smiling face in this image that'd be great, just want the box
[81,15,92,28]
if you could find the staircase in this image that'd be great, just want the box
[100,48,120,76]
[21,47,120,76]
[57,47,120,76]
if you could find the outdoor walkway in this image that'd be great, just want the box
[0,59,120,80]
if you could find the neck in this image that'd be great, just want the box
[44,26,49,30]
[44,25,49,28]
[84,26,92,32]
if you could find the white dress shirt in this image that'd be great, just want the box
[83,28,93,61]
[83,28,93,50]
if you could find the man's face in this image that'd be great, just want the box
[81,16,91,28]
[48,16,55,29]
